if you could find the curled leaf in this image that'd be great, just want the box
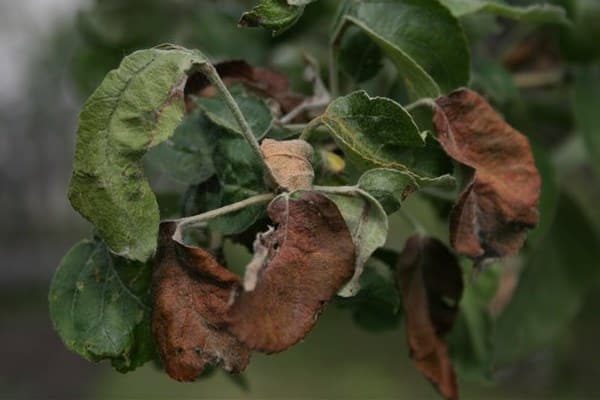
[226,191,356,353]
[433,88,541,263]
[261,138,315,191]
[152,222,250,381]
[396,235,463,400]
[239,0,305,36]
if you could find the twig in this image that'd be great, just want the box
[513,69,564,89]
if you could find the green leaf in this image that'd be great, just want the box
[68,45,208,261]
[447,264,500,381]
[320,90,426,175]
[358,168,455,214]
[493,194,600,366]
[338,27,384,83]
[194,86,273,139]
[239,0,304,36]
[470,59,519,105]
[49,239,154,372]
[210,134,269,235]
[322,188,388,297]
[332,0,470,98]
[145,111,217,185]
[559,0,600,62]
[573,64,600,175]
[439,0,570,24]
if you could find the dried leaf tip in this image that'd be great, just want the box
[261,138,315,191]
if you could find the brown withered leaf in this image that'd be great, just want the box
[433,88,541,263]
[396,235,463,400]
[185,60,303,113]
[261,138,314,191]
[226,191,356,353]
[152,222,251,381]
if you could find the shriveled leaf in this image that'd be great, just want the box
[145,111,217,185]
[320,91,425,175]
[49,239,153,372]
[239,0,304,36]
[68,45,208,261]
[433,88,541,263]
[573,64,600,175]
[338,27,384,83]
[152,222,250,381]
[261,138,314,191]
[396,235,463,400]
[226,191,356,353]
[439,0,570,25]
[323,189,388,297]
[194,86,273,139]
[358,168,455,214]
[333,0,470,98]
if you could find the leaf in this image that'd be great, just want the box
[433,88,541,263]
[396,235,463,400]
[49,239,153,372]
[320,90,425,175]
[333,0,470,98]
[261,138,315,191]
[68,45,208,261]
[358,168,455,214]
[493,194,600,366]
[338,27,384,83]
[239,0,305,36]
[572,64,600,175]
[438,0,570,25]
[144,111,217,185]
[322,189,388,297]
[152,222,251,381]
[226,191,356,353]
[194,86,273,139]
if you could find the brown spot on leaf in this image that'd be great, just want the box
[261,139,314,191]
[433,88,541,264]
[152,222,250,381]
[185,60,303,113]
[396,235,463,400]
[226,191,356,353]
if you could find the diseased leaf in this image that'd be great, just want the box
[433,88,541,263]
[439,0,570,25]
[195,86,273,139]
[573,64,600,175]
[320,91,425,174]
[396,235,463,400]
[261,138,314,191]
[145,111,217,185]
[332,0,470,98]
[323,189,388,297]
[49,239,153,372]
[358,168,455,214]
[226,191,356,353]
[239,0,304,36]
[152,222,251,381]
[68,45,208,261]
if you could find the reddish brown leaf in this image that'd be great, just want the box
[261,138,314,191]
[396,235,463,400]
[433,88,541,263]
[152,222,251,381]
[185,60,303,113]
[226,191,356,353]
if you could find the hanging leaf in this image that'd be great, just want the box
[152,222,251,381]
[438,0,570,25]
[145,111,217,185]
[433,88,541,263]
[226,191,356,353]
[194,86,273,139]
[68,45,208,261]
[332,0,470,98]
[239,0,305,36]
[261,138,315,191]
[396,235,463,400]
[49,239,154,372]
[322,189,388,297]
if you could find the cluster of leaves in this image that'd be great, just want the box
[48,0,600,398]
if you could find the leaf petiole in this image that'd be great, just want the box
[404,97,437,112]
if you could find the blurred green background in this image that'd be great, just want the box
[1,0,600,399]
